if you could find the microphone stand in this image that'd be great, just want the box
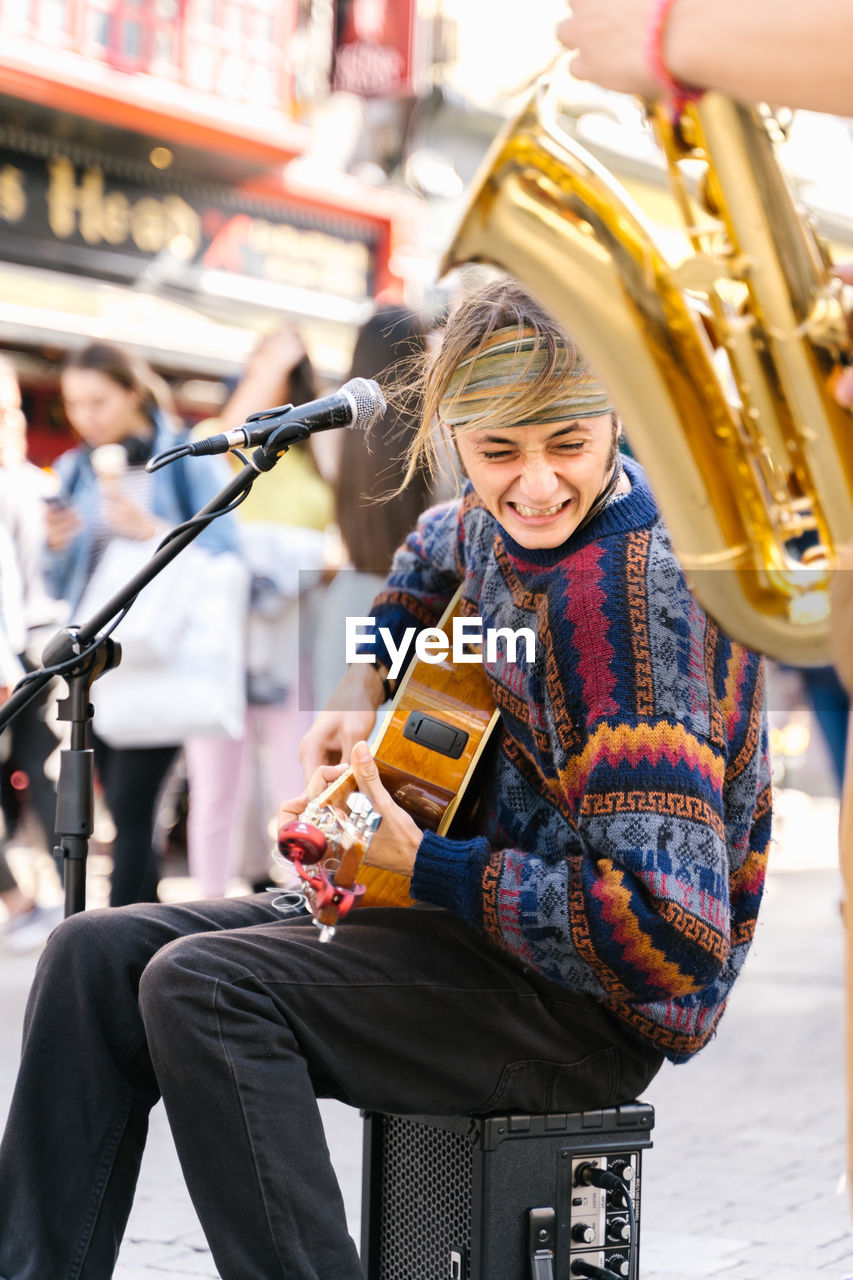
[0,423,310,918]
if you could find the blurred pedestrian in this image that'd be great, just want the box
[0,521,62,951]
[0,355,65,910]
[46,341,237,906]
[184,328,334,896]
[313,304,436,709]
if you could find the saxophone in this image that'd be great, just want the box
[440,74,853,665]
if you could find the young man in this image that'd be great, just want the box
[0,280,770,1280]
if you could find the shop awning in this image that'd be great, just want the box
[0,259,369,381]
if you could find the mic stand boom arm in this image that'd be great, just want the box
[0,426,308,917]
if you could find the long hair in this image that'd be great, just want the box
[256,338,321,474]
[62,342,173,420]
[285,351,317,409]
[334,305,432,573]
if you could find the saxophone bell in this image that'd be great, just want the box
[441,73,853,665]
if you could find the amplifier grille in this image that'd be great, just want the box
[374,1115,473,1280]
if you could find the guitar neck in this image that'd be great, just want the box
[314,585,498,838]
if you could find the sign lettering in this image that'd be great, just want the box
[0,148,377,301]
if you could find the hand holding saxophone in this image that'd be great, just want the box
[558,0,853,118]
[558,0,662,100]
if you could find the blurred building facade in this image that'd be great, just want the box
[3,0,851,463]
[0,0,431,459]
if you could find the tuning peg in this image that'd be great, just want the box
[346,792,382,842]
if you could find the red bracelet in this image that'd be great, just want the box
[644,0,703,113]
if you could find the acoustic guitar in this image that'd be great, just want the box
[276,586,499,939]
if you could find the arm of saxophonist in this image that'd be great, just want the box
[558,0,853,118]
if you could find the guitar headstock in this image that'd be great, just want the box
[275,771,382,941]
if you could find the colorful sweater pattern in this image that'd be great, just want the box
[368,456,771,1063]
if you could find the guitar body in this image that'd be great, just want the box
[278,587,499,927]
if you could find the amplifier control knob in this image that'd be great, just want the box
[571,1222,596,1243]
[608,1254,629,1277]
[606,1216,631,1243]
[608,1157,634,1182]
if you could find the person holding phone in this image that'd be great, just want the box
[44,341,237,907]
[0,355,65,945]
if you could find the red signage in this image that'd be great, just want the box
[333,0,415,97]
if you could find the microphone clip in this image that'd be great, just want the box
[250,419,312,472]
[235,400,296,442]
[146,403,307,473]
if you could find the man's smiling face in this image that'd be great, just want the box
[454,414,617,549]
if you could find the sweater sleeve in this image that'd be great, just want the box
[411,646,771,1009]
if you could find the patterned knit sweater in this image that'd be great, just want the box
[368,456,771,1063]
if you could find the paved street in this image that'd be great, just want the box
[1,805,852,1279]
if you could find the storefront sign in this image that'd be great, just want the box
[0,147,378,301]
[333,0,415,96]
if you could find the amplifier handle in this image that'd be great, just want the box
[528,1206,556,1279]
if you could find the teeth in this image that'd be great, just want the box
[513,501,566,518]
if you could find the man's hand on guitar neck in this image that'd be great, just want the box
[348,741,422,876]
[277,761,350,838]
[280,741,423,879]
[299,662,387,778]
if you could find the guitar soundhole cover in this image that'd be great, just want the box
[402,712,469,759]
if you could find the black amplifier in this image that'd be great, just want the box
[360,1102,654,1280]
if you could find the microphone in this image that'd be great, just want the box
[185,377,387,457]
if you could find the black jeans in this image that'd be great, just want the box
[90,732,178,906]
[0,896,663,1280]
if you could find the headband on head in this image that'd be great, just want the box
[438,325,613,429]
